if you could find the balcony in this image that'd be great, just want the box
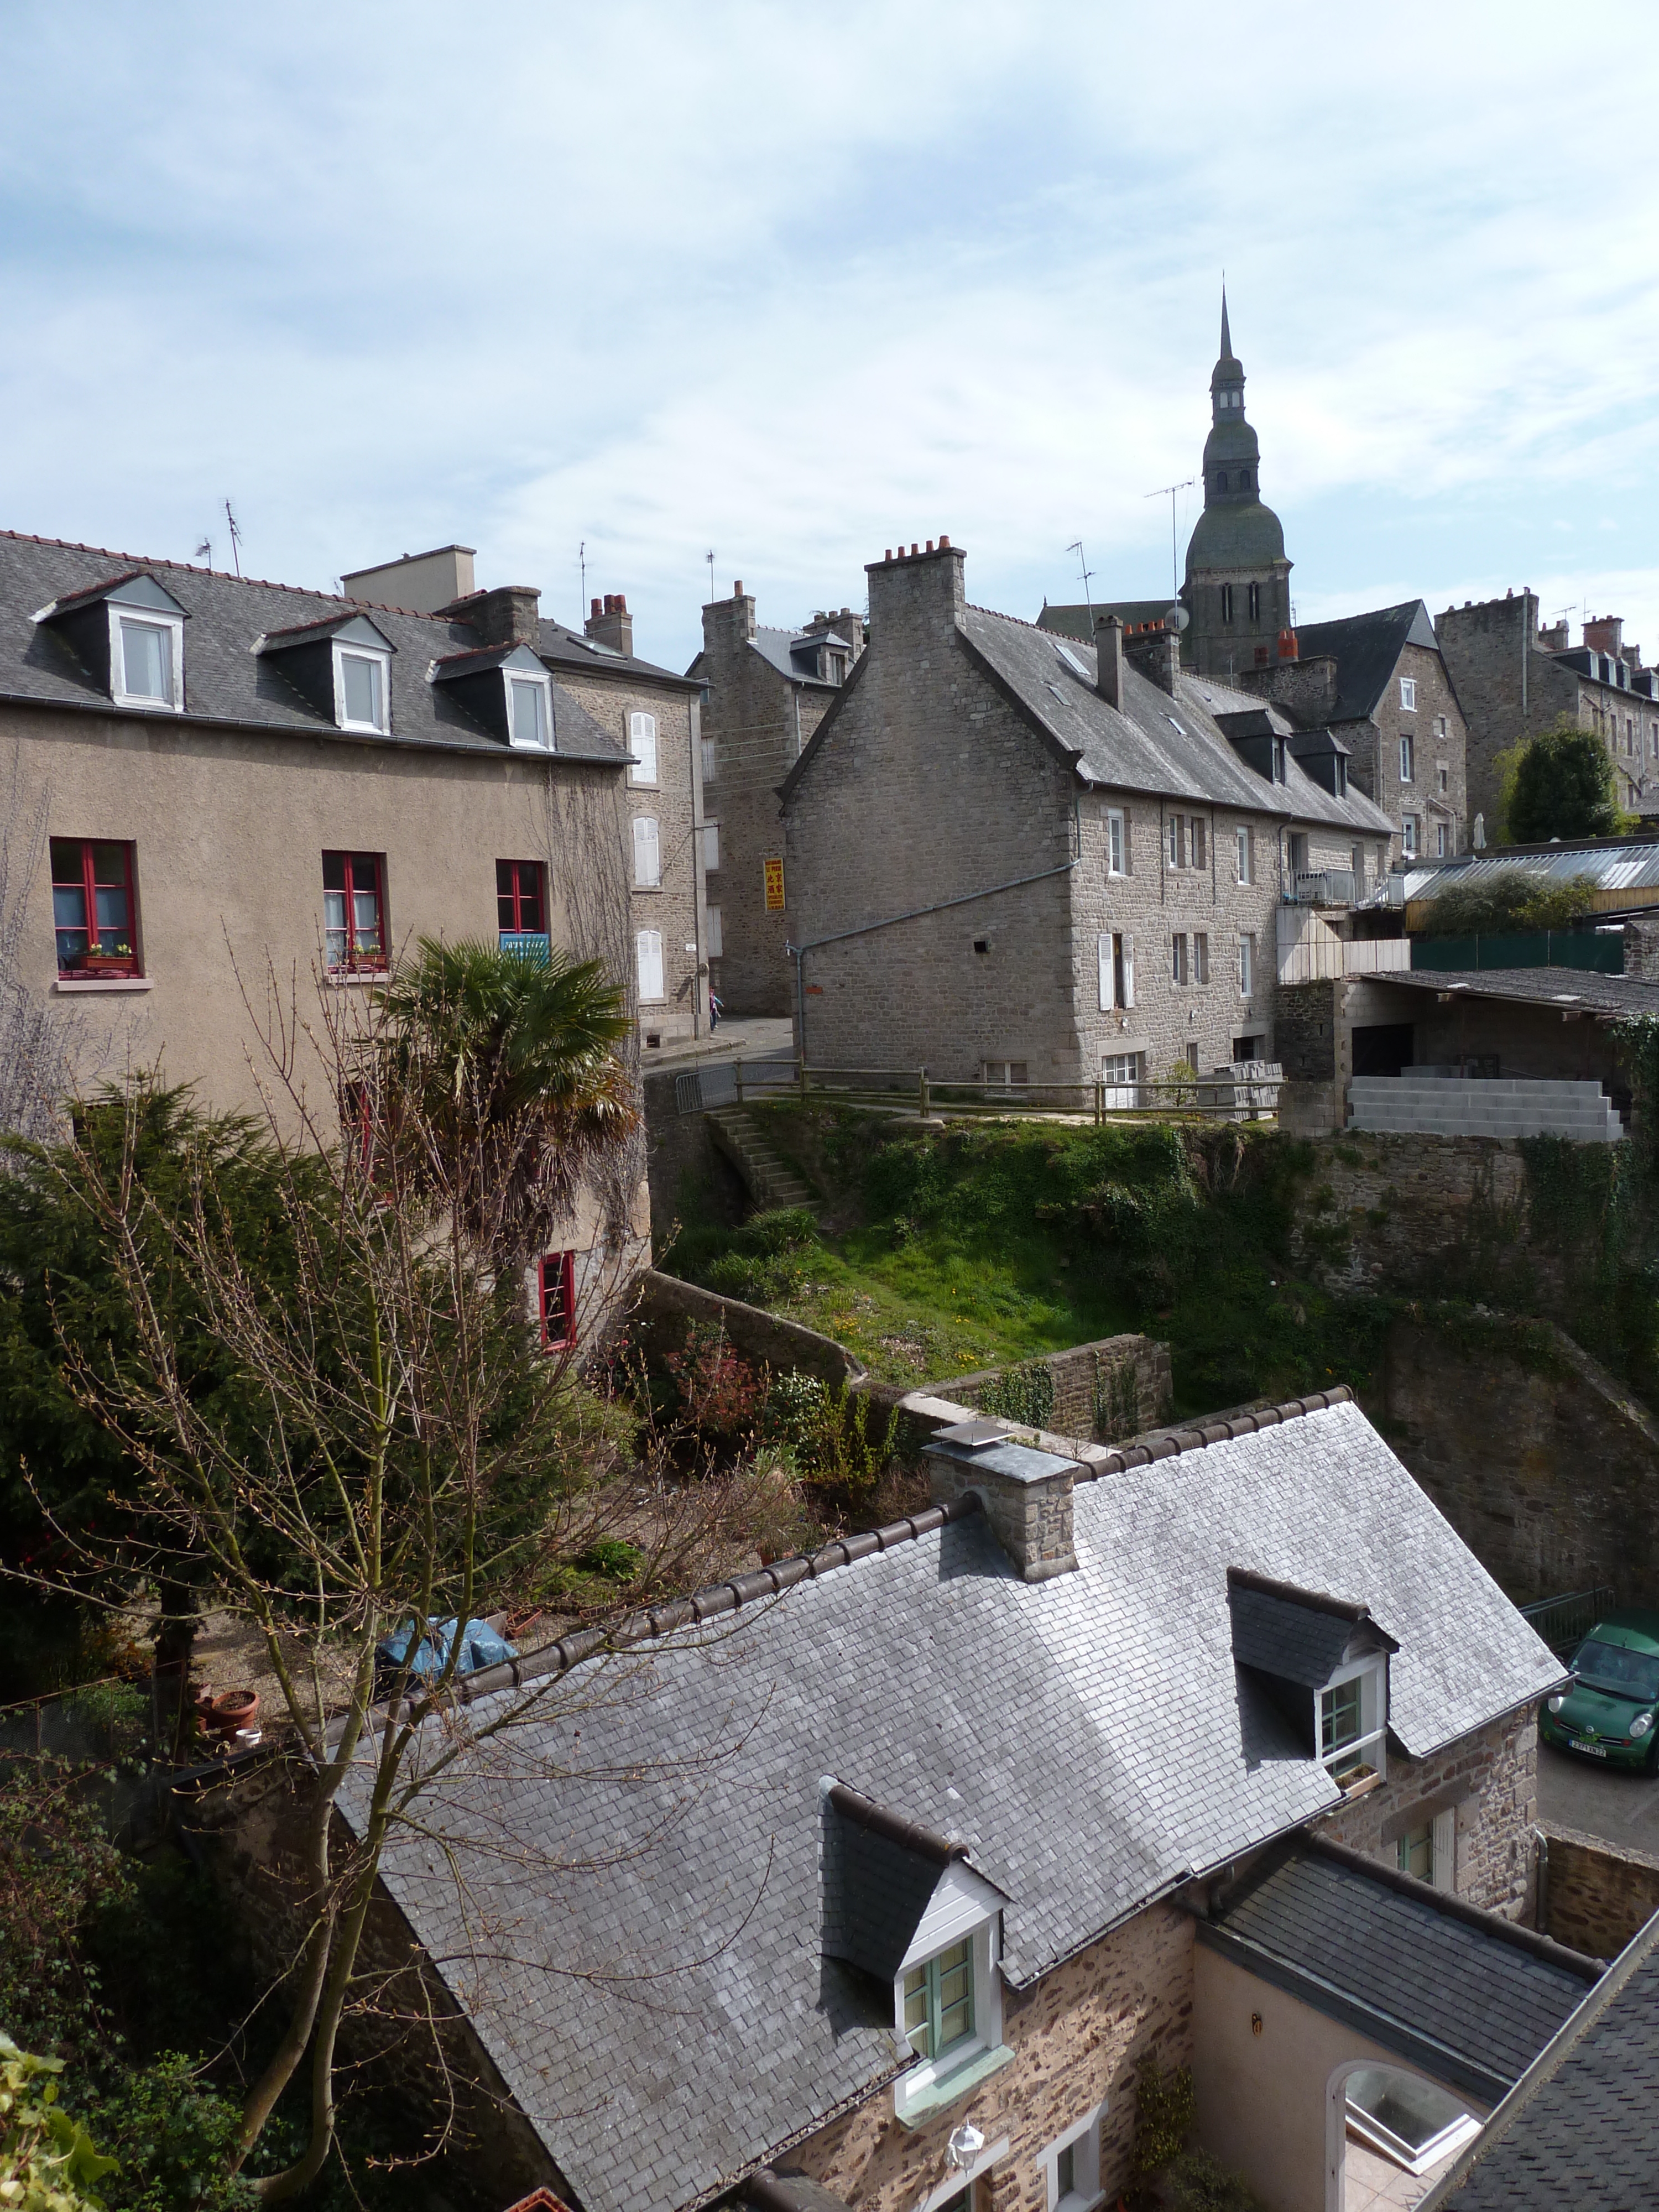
[1277,906,1411,986]
[1285,868,1357,907]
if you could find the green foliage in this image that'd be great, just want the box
[1420,867,1599,938]
[1505,717,1629,843]
[572,1536,644,1581]
[79,2058,252,2212]
[667,1207,820,1307]
[0,2038,119,2212]
[759,1373,898,1498]
[1164,2148,1266,2212]
[977,1359,1056,1430]
[1130,2054,1195,2177]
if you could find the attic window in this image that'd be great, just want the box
[1047,681,1066,701]
[39,576,191,713]
[1322,1657,1387,1782]
[1166,716,1185,735]
[118,618,175,706]
[336,646,390,734]
[509,674,552,749]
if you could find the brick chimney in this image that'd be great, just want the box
[1584,615,1625,659]
[923,1419,1079,1582]
[1123,619,1180,696]
[585,591,634,658]
[436,583,542,645]
[1095,614,1125,708]
[864,538,965,643]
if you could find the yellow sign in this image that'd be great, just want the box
[763,857,785,912]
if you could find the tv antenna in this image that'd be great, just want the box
[1144,479,1195,601]
[1067,540,1094,630]
[194,536,213,569]
[706,549,716,600]
[223,500,242,577]
[578,540,586,607]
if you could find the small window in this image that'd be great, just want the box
[1435,714,1448,739]
[1320,1657,1387,1783]
[1352,844,1367,896]
[1193,931,1209,985]
[706,904,723,958]
[322,851,387,971]
[1236,824,1253,884]
[902,1938,974,2064]
[1044,2110,1104,2212]
[1397,1824,1432,1881]
[701,734,718,785]
[538,1252,575,1350]
[1437,763,1448,794]
[336,647,390,733]
[51,838,138,975]
[1437,821,1449,857]
[636,928,665,1002]
[629,711,659,785]
[496,858,546,938]
[1399,734,1415,782]
[1100,1050,1140,1108]
[1402,816,1418,858]
[1216,473,1228,495]
[1239,471,1251,492]
[702,821,721,872]
[1172,932,1189,985]
[1220,582,1234,624]
[983,1061,1028,1087]
[1272,738,1287,783]
[118,618,175,706]
[1400,676,1417,711]
[508,674,551,749]
[1248,581,1260,624]
[1238,931,1255,997]
[1105,808,1125,878]
[1191,816,1207,870]
[633,817,661,888]
[1167,815,1185,869]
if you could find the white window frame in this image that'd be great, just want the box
[1041,2102,1107,2212]
[507,669,554,749]
[1097,933,1115,1012]
[1399,733,1415,783]
[633,816,662,889]
[1193,930,1209,985]
[702,821,720,872]
[1437,820,1449,858]
[1238,931,1255,997]
[701,734,718,785]
[333,642,392,734]
[1100,1051,1140,1109]
[109,607,184,713]
[629,710,659,785]
[1105,808,1125,878]
[705,904,723,958]
[1400,676,1417,711]
[1402,815,1419,858]
[1236,823,1253,885]
[1319,1654,1387,1783]
[1395,1807,1457,1891]
[635,928,665,1003]
[891,1868,1004,2122]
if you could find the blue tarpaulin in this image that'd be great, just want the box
[375,1616,517,1682]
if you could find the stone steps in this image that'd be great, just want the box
[1348,1076,1624,1144]
[706,1106,817,1213]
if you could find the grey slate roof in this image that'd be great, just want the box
[1198,1843,1594,2106]
[747,627,841,690]
[0,529,630,764]
[958,604,1395,835]
[1381,967,1659,1016]
[1287,601,1440,726]
[1037,599,1173,644]
[1227,1571,1385,1688]
[1422,1906,1659,2209]
[345,1400,1561,2212]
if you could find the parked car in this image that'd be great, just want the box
[1540,1609,1659,1771]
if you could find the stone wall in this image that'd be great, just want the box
[1290,1129,1535,1297]
[639,1066,747,1244]
[1381,1315,1659,1605]
[1317,1705,1541,1922]
[628,1266,864,1387]
[928,1334,1173,1445]
[1541,1823,1659,1961]
[790,1903,1196,2212]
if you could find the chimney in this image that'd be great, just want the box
[1538,619,1570,654]
[1584,615,1625,659]
[585,591,634,658]
[864,537,965,641]
[341,544,476,613]
[799,603,867,661]
[1123,619,1180,697]
[923,1419,1079,1582]
[1094,614,1125,708]
[703,583,757,657]
[435,583,542,645]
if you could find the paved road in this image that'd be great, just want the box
[1538,1736,1659,1853]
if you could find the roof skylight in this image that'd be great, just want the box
[1054,645,1088,679]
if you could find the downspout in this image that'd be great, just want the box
[788,803,1083,1072]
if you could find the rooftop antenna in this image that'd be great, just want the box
[1144,479,1196,602]
[194,536,213,570]
[1067,540,1094,630]
[706,549,716,601]
[579,539,586,607]
[223,500,242,578]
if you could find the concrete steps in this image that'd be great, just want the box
[706,1107,817,1213]
[1348,1075,1624,1144]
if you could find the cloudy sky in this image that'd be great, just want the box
[3,1,1657,673]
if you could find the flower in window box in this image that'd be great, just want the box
[77,943,138,976]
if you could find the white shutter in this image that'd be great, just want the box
[706,905,723,957]
[1121,932,1135,1008]
[635,928,664,1001]
[1098,933,1114,1010]
[633,816,661,886]
[629,712,658,784]
[1432,1807,1456,1891]
[702,821,720,871]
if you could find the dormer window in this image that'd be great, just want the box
[509,672,551,748]
[1321,1657,1388,1782]
[1228,1567,1397,1793]
[429,640,555,750]
[337,648,388,732]
[262,612,395,734]
[117,615,177,707]
[36,572,188,713]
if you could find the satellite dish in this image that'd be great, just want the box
[1166,603,1191,633]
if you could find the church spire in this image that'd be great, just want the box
[1219,288,1233,365]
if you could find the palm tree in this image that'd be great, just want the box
[368,937,636,1260]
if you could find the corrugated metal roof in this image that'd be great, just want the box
[1406,844,1659,899]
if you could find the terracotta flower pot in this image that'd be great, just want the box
[210,1688,259,1733]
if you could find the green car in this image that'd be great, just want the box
[1540,1610,1659,1771]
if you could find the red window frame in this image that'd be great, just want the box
[538,1252,576,1350]
[50,837,139,977]
[496,858,547,937]
[322,850,388,971]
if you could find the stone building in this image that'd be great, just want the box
[309,1390,1580,2212]
[1435,593,1659,832]
[687,583,863,1015]
[0,528,703,1345]
[778,539,1394,1091]
[1239,601,1470,865]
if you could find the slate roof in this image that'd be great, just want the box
[0,529,631,764]
[344,1398,1561,2212]
[1286,600,1441,726]
[1185,497,1286,575]
[954,604,1395,835]
[1037,598,1173,644]
[1198,1841,1596,2107]
[1227,1569,1388,1687]
[1421,1905,1659,2209]
[747,626,842,690]
[1380,967,1659,1017]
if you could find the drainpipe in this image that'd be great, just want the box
[789,806,1083,1070]
[688,692,703,1038]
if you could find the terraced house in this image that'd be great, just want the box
[776,539,1396,1094]
[0,530,708,1343]
[317,1391,1588,2212]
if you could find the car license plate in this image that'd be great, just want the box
[1571,1739,1608,1757]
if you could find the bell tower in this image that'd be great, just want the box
[1181,294,1293,679]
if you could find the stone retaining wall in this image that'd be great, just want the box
[928,1334,1173,1444]
[1541,1823,1659,1961]
[628,1266,864,1387]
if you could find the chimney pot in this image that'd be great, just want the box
[733,580,743,597]
[939,534,951,548]
[590,597,602,619]
[911,543,919,556]
[926,540,934,553]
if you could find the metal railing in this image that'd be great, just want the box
[677,1058,1284,1123]
[1520,1585,1616,1660]
[1285,868,1358,907]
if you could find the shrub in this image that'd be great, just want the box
[1164,2148,1266,2212]
[1505,718,1628,843]
[1130,2055,1195,2179]
[1421,868,1598,938]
